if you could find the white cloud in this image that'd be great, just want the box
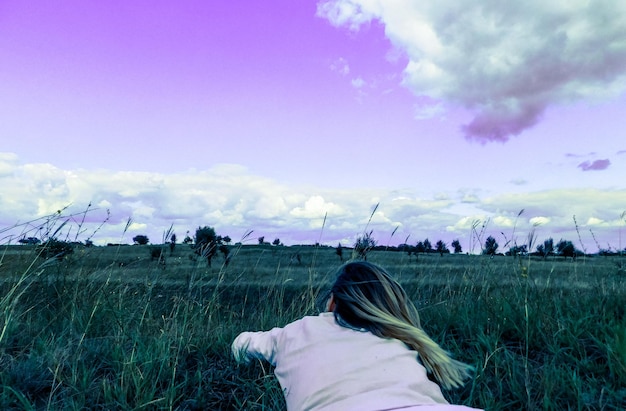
[530,216,550,226]
[351,77,366,88]
[0,152,18,177]
[128,222,147,232]
[0,152,18,161]
[586,217,605,226]
[318,0,626,142]
[493,215,514,228]
[483,189,626,224]
[290,195,343,219]
[460,193,480,203]
[446,215,488,232]
[317,0,377,30]
[330,57,350,75]
[1,157,624,251]
[251,196,289,219]
[414,101,444,120]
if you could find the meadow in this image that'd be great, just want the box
[0,240,625,410]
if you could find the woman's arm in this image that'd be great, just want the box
[231,328,283,365]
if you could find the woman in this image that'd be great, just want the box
[232,261,482,411]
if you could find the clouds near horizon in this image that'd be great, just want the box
[1,154,624,253]
[318,0,626,142]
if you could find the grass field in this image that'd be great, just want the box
[1,241,625,410]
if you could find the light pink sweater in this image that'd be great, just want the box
[232,312,482,411]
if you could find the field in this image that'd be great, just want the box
[1,242,625,410]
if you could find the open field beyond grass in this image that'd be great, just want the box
[1,243,625,410]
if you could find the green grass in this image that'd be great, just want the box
[1,242,625,410]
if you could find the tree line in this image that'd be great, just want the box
[20,223,624,265]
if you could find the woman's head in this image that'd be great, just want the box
[329,261,421,332]
[328,261,473,390]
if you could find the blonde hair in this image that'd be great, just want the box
[330,261,473,390]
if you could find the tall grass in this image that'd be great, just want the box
[1,214,625,409]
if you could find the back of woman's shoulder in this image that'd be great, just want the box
[284,313,335,332]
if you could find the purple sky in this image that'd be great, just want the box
[2,1,626,253]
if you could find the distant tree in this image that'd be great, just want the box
[18,237,40,245]
[556,239,576,259]
[290,253,302,265]
[195,226,219,266]
[535,244,545,257]
[223,235,232,244]
[272,238,281,246]
[415,241,425,254]
[169,233,177,254]
[597,248,615,257]
[219,244,231,266]
[544,238,554,256]
[84,239,94,247]
[336,243,344,262]
[451,239,462,254]
[423,238,432,253]
[258,236,265,245]
[354,231,376,260]
[507,244,527,258]
[435,240,449,256]
[150,246,166,265]
[536,238,554,259]
[195,226,216,245]
[37,239,74,261]
[398,243,409,254]
[219,244,229,257]
[483,236,499,256]
[133,235,149,245]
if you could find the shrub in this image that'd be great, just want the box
[133,235,149,245]
[336,243,344,262]
[451,239,462,254]
[354,231,376,260]
[556,239,577,259]
[195,226,218,266]
[483,236,499,256]
[423,238,432,253]
[506,244,528,257]
[169,233,177,254]
[435,240,449,256]
[18,237,40,245]
[36,239,74,261]
[415,241,426,254]
[149,246,166,264]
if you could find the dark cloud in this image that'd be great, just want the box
[578,159,611,171]
[510,178,528,186]
[462,102,544,143]
[320,1,626,142]
[566,152,597,158]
